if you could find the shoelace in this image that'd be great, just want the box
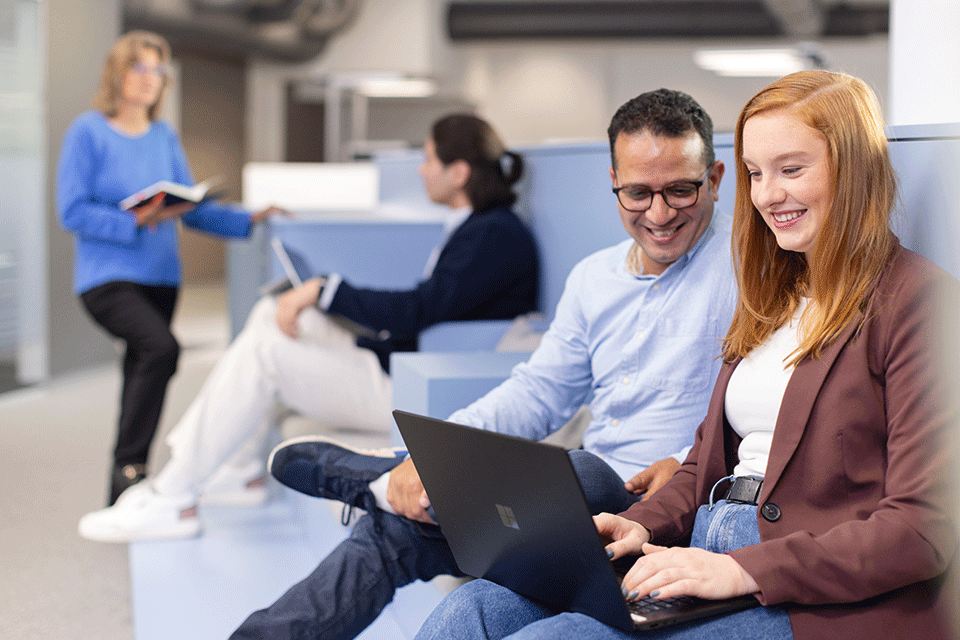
[328,476,381,531]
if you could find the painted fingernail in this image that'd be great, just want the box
[621,586,628,596]
[650,590,660,598]
[628,590,639,600]
[606,549,615,559]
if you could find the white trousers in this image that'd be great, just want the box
[153,296,393,497]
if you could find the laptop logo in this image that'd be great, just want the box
[496,504,520,530]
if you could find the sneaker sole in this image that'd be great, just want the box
[78,516,201,543]
[267,434,406,476]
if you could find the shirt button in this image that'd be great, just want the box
[622,377,630,385]
[653,283,661,291]
[612,419,620,426]
[761,503,781,522]
[637,331,645,340]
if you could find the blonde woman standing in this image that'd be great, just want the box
[57,31,281,505]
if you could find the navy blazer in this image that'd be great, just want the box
[326,206,539,371]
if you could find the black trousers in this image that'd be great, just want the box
[81,281,180,467]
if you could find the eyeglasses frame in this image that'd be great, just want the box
[612,164,714,213]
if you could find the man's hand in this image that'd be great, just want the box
[275,277,323,338]
[624,456,680,500]
[386,457,435,524]
[132,193,193,227]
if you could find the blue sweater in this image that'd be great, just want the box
[57,111,252,294]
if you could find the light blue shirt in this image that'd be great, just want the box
[449,210,737,481]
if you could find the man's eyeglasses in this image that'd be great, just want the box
[612,166,712,213]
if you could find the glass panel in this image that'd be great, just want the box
[0,0,45,391]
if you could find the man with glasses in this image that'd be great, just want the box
[231,88,737,640]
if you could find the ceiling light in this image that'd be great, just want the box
[352,76,437,98]
[694,47,823,77]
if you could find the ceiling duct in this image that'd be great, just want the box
[761,0,823,37]
[229,0,306,22]
[123,0,361,62]
[821,3,889,37]
[446,1,889,40]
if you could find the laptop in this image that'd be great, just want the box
[265,237,381,339]
[392,409,759,632]
[259,238,317,296]
[270,237,315,287]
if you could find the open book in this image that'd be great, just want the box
[119,176,223,211]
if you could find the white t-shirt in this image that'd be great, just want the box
[725,298,809,478]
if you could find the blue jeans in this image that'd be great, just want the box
[229,450,639,640]
[413,501,794,640]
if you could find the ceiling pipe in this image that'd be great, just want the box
[761,0,825,37]
[188,0,252,11]
[300,0,361,36]
[124,0,360,62]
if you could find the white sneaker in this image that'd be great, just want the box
[200,458,269,507]
[78,483,200,543]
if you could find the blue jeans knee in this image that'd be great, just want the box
[568,450,639,515]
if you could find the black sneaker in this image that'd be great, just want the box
[109,462,148,506]
[267,436,407,525]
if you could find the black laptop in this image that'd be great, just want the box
[392,409,759,632]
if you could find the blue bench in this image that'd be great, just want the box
[129,486,447,640]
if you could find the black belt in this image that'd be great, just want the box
[723,476,763,505]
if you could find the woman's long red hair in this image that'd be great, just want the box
[723,71,897,364]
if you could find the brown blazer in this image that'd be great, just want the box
[621,246,959,640]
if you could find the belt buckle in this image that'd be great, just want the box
[725,476,763,505]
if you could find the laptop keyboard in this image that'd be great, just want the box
[626,594,697,615]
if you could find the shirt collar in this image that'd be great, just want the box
[444,206,473,234]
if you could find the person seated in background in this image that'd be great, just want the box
[77,113,540,542]
[415,71,959,640]
[228,88,739,640]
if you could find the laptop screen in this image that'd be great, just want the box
[270,237,315,286]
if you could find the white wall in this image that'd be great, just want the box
[452,42,614,145]
[44,0,122,377]
[305,0,447,76]
[447,36,890,145]
[246,59,294,163]
[246,0,891,158]
[888,0,960,125]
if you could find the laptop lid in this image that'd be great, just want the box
[270,237,315,287]
[392,410,759,632]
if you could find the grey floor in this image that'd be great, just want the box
[0,283,232,640]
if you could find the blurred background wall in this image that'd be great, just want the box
[1,0,957,388]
